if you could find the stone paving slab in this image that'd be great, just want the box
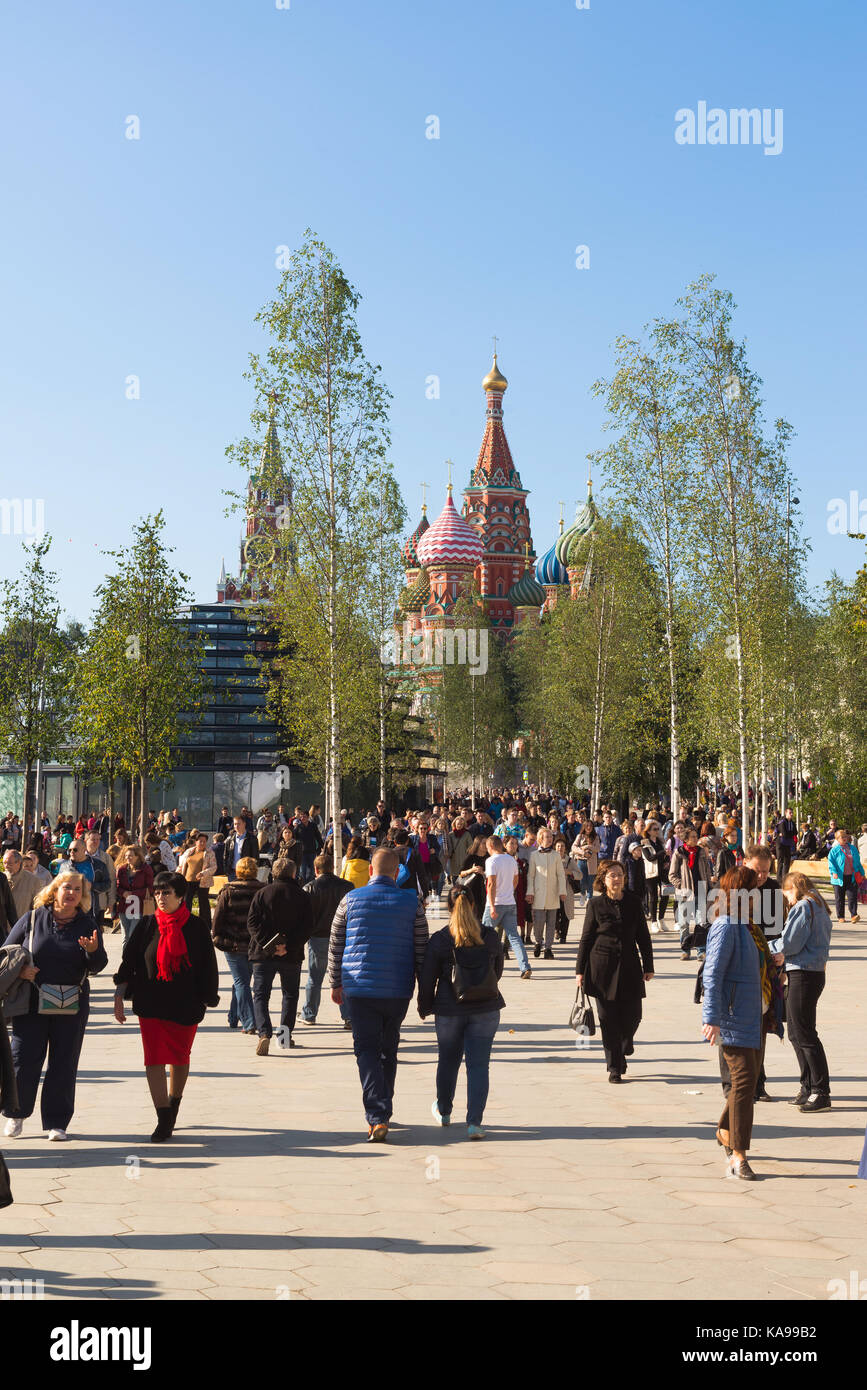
[1,899,865,1301]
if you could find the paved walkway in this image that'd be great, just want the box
[2,896,866,1301]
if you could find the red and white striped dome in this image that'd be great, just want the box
[416,490,483,569]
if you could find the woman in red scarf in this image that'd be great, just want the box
[113,871,219,1142]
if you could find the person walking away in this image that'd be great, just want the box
[701,867,764,1179]
[2,874,106,1141]
[210,857,260,1033]
[328,847,429,1141]
[418,883,504,1139]
[575,859,654,1083]
[294,811,324,885]
[484,836,532,978]
[526,828,567,959]
[300,853,352,1026]
[178,833,217,930]
[247,858,314,1054]
[113,871,219,1142]
[773,872,833,1111]
[828,828,863,924]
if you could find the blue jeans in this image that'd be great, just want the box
[225,951,255,1031]
[302,937,347,1022]
[483,904,529,973]
[435,1009,499,1126]
[300,853,316,884]
[344,995,409,1125]
[121,913,138,945]
[576,861,593,898]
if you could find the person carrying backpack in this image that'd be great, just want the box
[418,883,504,1139]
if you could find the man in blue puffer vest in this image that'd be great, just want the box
[328,847,429,1142]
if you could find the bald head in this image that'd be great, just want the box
[371,847,399,879]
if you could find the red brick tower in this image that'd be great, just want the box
[461,353,535,632]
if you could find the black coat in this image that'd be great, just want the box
[114,913,219,1025]
[247,878,314,963]
[211,879,260,954]
[575,890,653,1002]
[303,872,351,938]
[223,833,260,876]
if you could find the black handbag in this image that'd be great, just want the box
[451,946,499,1004]
[569,984,596,1035]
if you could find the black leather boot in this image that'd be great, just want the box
[151,1106,174,1142]
[168,1096,182,1133]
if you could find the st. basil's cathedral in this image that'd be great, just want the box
[398,353,599,669]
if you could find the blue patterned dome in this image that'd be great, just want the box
[534,538,569,587]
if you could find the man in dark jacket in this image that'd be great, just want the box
[224,816,260,881]
[596,811,619,861]
[299,853,352,1027]
[774,809,798,881]
[247,859,313,1054]
[328,848,429,1142]
[0,867,19,943]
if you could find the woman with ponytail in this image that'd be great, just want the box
[417,884,504,1139]
[113,871,219,1143]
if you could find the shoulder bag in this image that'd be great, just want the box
[450,945,499,1004]
[27,913,88,1015]
[568,984,596,1035]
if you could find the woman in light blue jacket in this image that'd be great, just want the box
[701,867,763,1181]
[773,873,832,1112]
[827,829,863,923]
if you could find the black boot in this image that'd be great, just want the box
[168,1096,182,1133]
[151,1106,174,1142]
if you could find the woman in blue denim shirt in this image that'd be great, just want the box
[773,873,832,1112]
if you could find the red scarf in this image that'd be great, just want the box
[686,845,699,871]
[154,902,191,982]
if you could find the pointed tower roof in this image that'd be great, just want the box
[417,487,484,569]
[469,353,522,489]
[219,556,226,585]
[402,507,430,567]
[252,391,289,498]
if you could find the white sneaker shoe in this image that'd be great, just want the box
[650,921,660,934]
[3,1117,23,1138]
[47,1128,69,1142]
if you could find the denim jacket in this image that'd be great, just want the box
[772,898,831,972]
[701,915,762,1048]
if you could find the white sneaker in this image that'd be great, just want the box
[650,921,660,934]
[3,1117,23,1138]
[47,1128,69,1142]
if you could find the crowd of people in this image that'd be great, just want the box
[0,786,865,1192]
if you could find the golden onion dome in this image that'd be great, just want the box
[482,353,508,394]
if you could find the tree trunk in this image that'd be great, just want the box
[140,772,147,843]
[22,758,33,846]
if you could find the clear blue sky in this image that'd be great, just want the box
[2,0,864,623]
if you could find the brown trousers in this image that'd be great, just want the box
[718,1045,761,1152]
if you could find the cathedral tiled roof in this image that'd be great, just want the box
[416,490,484,569]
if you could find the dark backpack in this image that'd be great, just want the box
[450,942,499,1003]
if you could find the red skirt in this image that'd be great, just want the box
[139,1017,198,1066]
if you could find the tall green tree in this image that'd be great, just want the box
[0,537,76,836]
[227,232,404,868]
[77,513,208,835]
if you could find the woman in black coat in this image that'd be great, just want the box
[576,859,654,1083]
[113,871,219,1143]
